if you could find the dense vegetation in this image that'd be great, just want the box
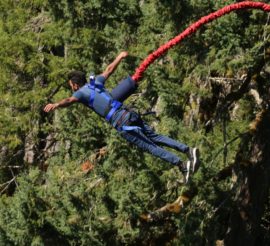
[1,0,270,245]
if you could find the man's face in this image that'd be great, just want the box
[69,80,79,92]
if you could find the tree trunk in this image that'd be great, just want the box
[225,110,270,245]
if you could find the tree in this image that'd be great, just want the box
[1,0,270,245]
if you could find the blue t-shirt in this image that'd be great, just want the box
[72,75,114,117]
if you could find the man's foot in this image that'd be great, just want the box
[187,147,200,173]
[178,161,191,184]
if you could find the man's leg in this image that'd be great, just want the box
[142,123,189,153]
[120,128,191,182]
[120,128,182,166]
[141,122,200,173]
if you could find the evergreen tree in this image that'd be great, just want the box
[1,0,270,245]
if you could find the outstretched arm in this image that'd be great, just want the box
[101,51,128,79]
[44,96,79,113]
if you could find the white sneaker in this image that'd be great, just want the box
[187,147,200,173]
[179,160,191,184]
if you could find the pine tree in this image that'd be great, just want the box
[1,0,270,245]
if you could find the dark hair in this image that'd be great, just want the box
[68,71,87,87]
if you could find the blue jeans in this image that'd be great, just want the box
[119,113,189,165]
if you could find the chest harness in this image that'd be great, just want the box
[87,75,139,132]
[87,74,122,122]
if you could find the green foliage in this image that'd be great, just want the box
[1,0,270,245]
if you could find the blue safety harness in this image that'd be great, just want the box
[88,74,122,122]
[87,75,139,132]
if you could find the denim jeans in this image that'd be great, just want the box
[120,113,188,165]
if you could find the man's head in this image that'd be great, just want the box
[68,71,87,91]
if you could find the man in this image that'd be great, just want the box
[44,51,200,183]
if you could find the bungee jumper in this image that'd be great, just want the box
[44,51,200,183]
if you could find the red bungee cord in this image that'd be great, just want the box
[132,1,270,82]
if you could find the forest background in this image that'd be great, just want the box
[1,0,270,245]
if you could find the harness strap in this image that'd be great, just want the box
[121,125,141,131]
[88,75,123,122]
[89,75,96,107]
[105,100,122,122]
[89,84,95,107]
[112,110,129,128]
[112,110,142,132]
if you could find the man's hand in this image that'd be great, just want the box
[119,51,128,59]
[44,103,59,112]
[102,51,129,79]
[43,97,78,113]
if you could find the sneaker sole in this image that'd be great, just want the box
[192,148,200,173]
[185,161,191,183]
